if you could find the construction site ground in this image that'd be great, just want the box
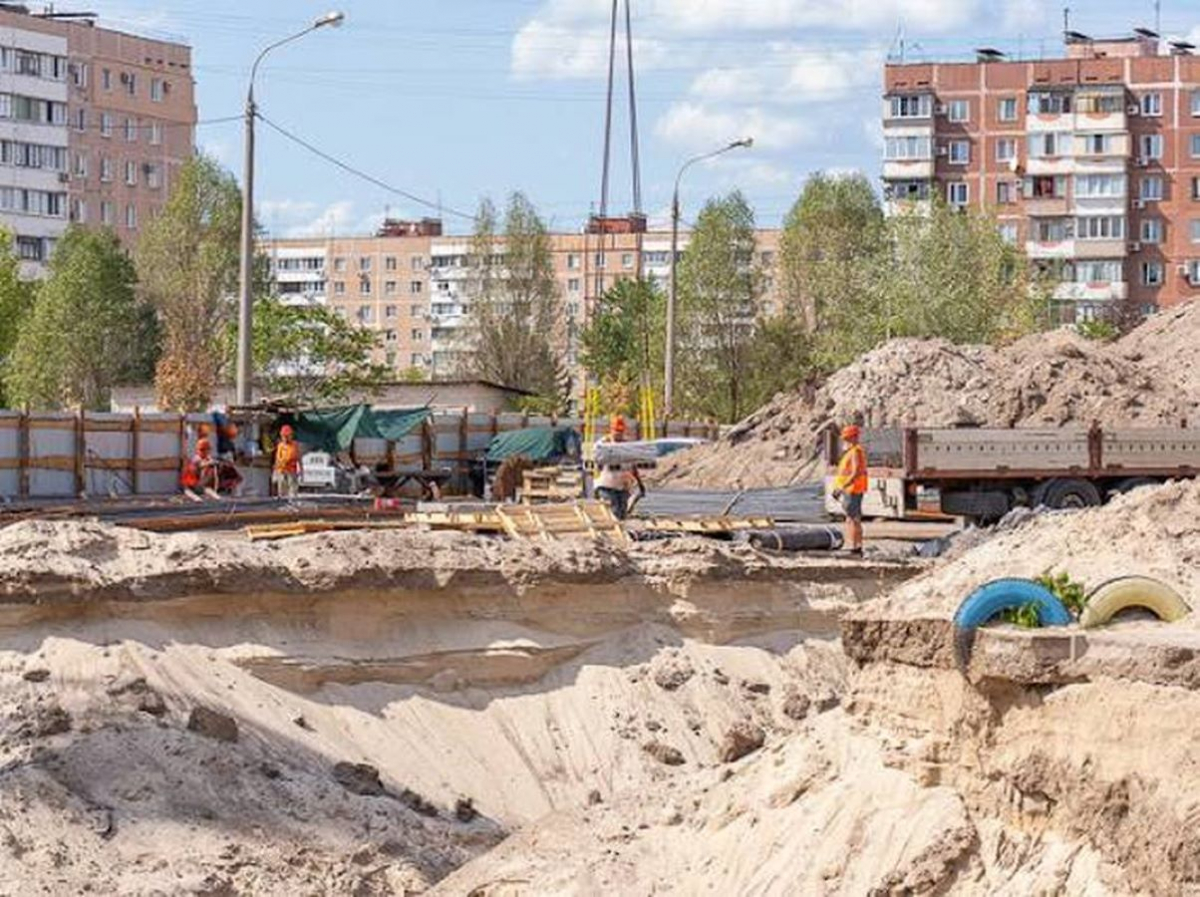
[0,472,1197,894]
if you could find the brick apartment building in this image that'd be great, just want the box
[0,3,195,274]
[883,29,1200,321]
[264,221,781,383]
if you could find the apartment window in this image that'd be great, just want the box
[411,329,423,341]
[1191,220,1200,243]
[124,118,136,142]
[1140,134,1163,160]
[334,257,346,272]
[100,156,112,182]
[1075,173,1125,198]
[1077,216,1125,240]
[149,122,162,146]
[1141,176,1164,201]
[100,200,113,225]
[948,140,970,164]
[884,135,931,160]
[408,281,422,294]
[1028,91,1071,114]
[385,305,397,319]
[1141,218,1163,243]
[74,108,85,131]
[568,277,581,293]
[947,99,969,122]
[385,280,397,294]
[594,252,606,268]
[70,198,87,223]
[102,68,111,90]
[334,281,346,295]
[995,138,1016,162]
[1028,132,1068,157]
[1142,261,1163,286]
[73,153,87,178]
[1188,261,1200,285]
[1024,175,1066,199]
[622,252,634,269]
[359,256,371,271]
[888,94,932,119]
[998,222,1019,244]
[566,253,580,269]
[146,164,161,189]
[1193,177,1200,200]
[1074,261,1121,283]
[385,329,397,343]
[410,354,423,366]
[357,306,374,323]
[100,113,112,137]
[125,204,137,230]
[1081,133,1111,155]
[150,78,164,102]
[996,181,1015,204]
[1191,135,1200,158]
[70,62,87,88]
[947,182,968,207]
[998,96,1018,122]
[1140,92,1162,116]
[411,256,423,270]
[360,278,372,295]
[123,72,136,96]
[1032,218,1072,242]
[125,160,137,185]
[384,256,397,271]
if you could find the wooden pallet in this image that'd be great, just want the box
[245,520,413,541]
[638,516,775,534]
[496,500,627,543]
[521,467,585,503]
[405,509,506,532]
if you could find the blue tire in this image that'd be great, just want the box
[953,578,1073,629]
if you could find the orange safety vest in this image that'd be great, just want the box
[274,440,301,475]
[835,444,869,495]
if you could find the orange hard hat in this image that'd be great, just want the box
[280,424,294,437]
[225,424,239,438]
[196,438,212,454]
[841,424,861,442]
[610,415,627,433]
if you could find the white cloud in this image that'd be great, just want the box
[259,200,360,238]
[655,102,809,151]
[690,45,884,105]
[512,19,671,79]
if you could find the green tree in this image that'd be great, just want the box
[743,311,818,411]
[225,294,391,406]
[579,277,663,396]
[5,226,150,410]
[674,190,764,422]
[135,154,242,411]
[0,229,35,406]
[459,192,567,407]
[778,172,884,332]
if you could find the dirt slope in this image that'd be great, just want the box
[656,302,1200,489]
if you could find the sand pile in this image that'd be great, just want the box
[657,302,1200,489]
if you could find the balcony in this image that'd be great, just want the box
[1026,239,1076,259]
[883,159,934,180]
[1025,156,1075,176]
[1026,112,1073,132]
[1054,281,1128,302]
[1074,238,1129,259]
[1024,196,1069,217]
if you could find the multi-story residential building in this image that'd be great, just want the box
[883,29,1200,321]
[0,4,195,274]
[264,220,781,387]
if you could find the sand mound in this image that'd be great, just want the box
[657,302,1200,489]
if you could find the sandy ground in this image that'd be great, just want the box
[656,301,1200,489]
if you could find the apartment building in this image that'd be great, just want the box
[883,29,1200,321]
[264,220,781,384]
[0,4,195,274]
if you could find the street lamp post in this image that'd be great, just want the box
[237,11,345,407]
[665,137,752,418]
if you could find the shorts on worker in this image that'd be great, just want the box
[273,471,299,498]
[840,492,864,522]
[596,486,630,520]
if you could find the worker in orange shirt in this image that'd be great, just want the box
[831,424,868,556]
[181,438,218,497]
[273,424,302,498]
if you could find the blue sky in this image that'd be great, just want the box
[82,1,1200,236]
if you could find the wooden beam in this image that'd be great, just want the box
[17,405,29,500]
[74,408,85,498]
[131,407,141,495]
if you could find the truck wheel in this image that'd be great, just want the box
[1110,477,1158,497]
[953,578,1073,629]
[1033,478,1101,510]
[940,490,1011,523]
[1079,576,1191,628]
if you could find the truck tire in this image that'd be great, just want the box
[1079,576,1191,628]
[940,490,1011,522]
[1111,477,1158,497]
[952,578,1073,630]
[1033,478,1102,510]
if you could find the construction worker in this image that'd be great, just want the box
[831,424,868,556]
[595,414,645,520]
[181,438,218,496]
[273,425,302,498]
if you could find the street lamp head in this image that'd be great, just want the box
[732,137,754,149]
[314,10,346,29]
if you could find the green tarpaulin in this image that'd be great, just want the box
[292,405,429,453]
[486,426,580,463]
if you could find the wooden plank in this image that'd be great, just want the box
[74,408,85,497]
[17,406,29,499]
[131,407,141,494]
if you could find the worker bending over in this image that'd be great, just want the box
[831,424,868,557]
[273,425,302,498]
[595,415,645,521]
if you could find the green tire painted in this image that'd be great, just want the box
[1079,576,1191,628]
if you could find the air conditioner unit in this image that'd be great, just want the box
[1134,198,1147,209]
[1127,104,1141,115]
[935,103,948,115]
[936,145,949,156]
[57,172,69,183]
[1177,264,1190,274]
[1129,242,1143,252]
[1137,157,1150,167]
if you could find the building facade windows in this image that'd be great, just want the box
[995,137,1016,162]
[884,135,931,160]
[947,182,968,207]
[948,139,970,164]
[888,94,932,118]
[998,96,1017,121]
[947,99,969,122]
[1141,218,1163,243]
[1076,216,1125,240]
[1140,134,1163,160]
[1142,261,1163,286]
[1141,176,1164,201]
[1140,92,1162,116]
[1075,173,1125,198]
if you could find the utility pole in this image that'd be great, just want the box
[664,138,753,417]
[236,11,345,407]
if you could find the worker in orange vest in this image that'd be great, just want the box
[273,424,302,498]
[181,438,217,495]
[831,424,868,556]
